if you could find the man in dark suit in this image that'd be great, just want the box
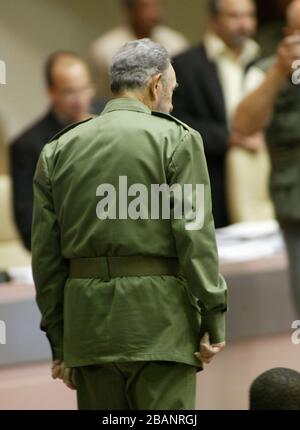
[172,0,262,228]
[10,51,104,251]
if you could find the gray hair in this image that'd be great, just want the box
[110,38,170,93]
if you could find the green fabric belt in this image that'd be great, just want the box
[69,256,180,281]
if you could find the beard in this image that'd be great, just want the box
[231,34,249,49]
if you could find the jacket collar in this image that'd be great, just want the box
[100,98,152,116]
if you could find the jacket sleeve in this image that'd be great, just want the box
[168,130,228,344]
[31,144,68,361]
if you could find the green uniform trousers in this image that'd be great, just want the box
[74,361,197,410]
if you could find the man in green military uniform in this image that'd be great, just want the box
[235,0,300,317]
[32,38,227,410]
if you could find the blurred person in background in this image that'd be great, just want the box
[255,0,292,58]
[250,368,300,410]
[172,0,264,228]
[234,0,300,317]
[90,0,189,98]
[10,52,99,251]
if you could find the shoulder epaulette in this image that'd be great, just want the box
[151,111,191,131]
[49,117,94,143]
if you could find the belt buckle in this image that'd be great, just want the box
[100,256,111,282]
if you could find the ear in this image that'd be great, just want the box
[149,73,163,100]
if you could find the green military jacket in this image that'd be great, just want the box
[258,57,300,221]
[32,98,227,372]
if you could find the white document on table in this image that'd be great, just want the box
[216,220,285,263]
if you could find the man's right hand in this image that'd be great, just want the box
[51,360,77,390]
[194,333,226,364]
[51,360,64,380]
[275,34,300,77]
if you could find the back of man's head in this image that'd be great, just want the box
[250,368,300,410]
[110,38,169,94]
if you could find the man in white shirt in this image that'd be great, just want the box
[172,0,264,227]
[203,30,259,124]
[90,0,189,98]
